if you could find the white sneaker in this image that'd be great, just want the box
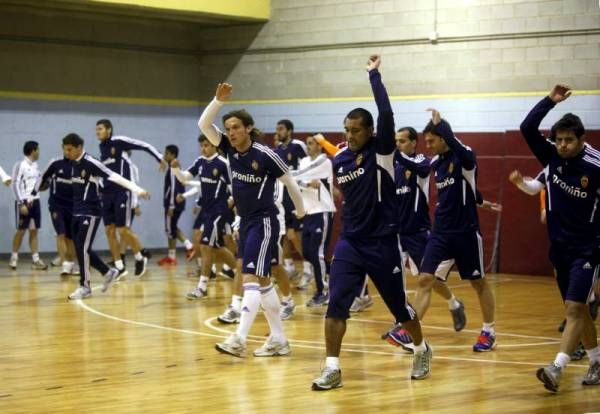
[296,272,313,290]
[68,286,92,300]
[350,295,373,313]
[60,262,71,276]
[215,333,246,357]
[280,299,296,320]
[9,257,17,270]
[217,305,241,324]
[51,256,61,267]
[102,268,119,293]
[253,335,291,357]
[185,287,207,300]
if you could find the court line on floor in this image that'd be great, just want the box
[76,286,587,369]
[202,316,560,350]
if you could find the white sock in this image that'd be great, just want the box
[325,356,340,370]
[231,294,243,311]
[482,322,496,335]
[236,283,261,341]
[260,284,285,341]
[184,239,193,250]
[554,352,570,369]
[303,260,311,273]
[197,276,209,291]
[32,252,40,262]
[211,263,218,273]
[11,252,18,260]
[448,295,461,310]
[586,346,600,363]
[413,340,427,354]
[222,263,232,271]
[134,252,143,261]
[281,294,292,304]
[168,249,176,259]
[115,259,124,270]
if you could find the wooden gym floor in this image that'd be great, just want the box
[0,255,598,414]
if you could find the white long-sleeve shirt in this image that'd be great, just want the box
[0,165,11,184]
[12,157,41,203]
[293,154,336,215]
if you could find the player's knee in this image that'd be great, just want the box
[565,300,587,319]
[105,226,116,237]
[469,278,486,294]
[418,273,435,289]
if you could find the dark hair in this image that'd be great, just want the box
[345,108,373,129]
[397,126,418,142]
[277,119,294,132]
[551,113,585,141]
[23,141,39,156]
[222,109,262,140]
[165,144,179,157]
[62,133,84,147]
[96,119,113,136]
[422,120,441,137]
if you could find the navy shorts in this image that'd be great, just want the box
[50,206,73,239]
[327,234,416,322]
[284,208,303,231]
[198,213,227,248]
[237,214,279,277]
[400,231,428,275]
[102,191,132,228]
[15,199,41,230]
[550,245,599,304]
[164,208,184,239]
[270,235,284,266]
[421,230,484,280]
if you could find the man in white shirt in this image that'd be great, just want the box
[10,141,47,270]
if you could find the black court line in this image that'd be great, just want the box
[46,386,63,390]
[165,364,177,368]
[0,394,12,398]
[131,371,144,375]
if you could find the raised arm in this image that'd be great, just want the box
[367,55,395,155]
[198,83,232,147]
[395,152,431,178]
[115,136,164,164]
[519,85,570,166]
[428,109,476,169]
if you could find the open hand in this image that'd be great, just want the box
[216,83,233,102]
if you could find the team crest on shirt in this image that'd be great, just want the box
[287,153,292,161]
[356,153,364,166]
[213,168,219,177]
[52,212,58,220]
[81,169,86,178]
[251,160,259,171]
[111,147,116,156]
[581,175,589,188]
[405,170,412,180]
[448,162,454,174]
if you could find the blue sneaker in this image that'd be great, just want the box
[384,325,414,352]
[473,330,496,352]
[306,292,329,307]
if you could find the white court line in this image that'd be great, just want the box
[76,285,588,369]
[202,316,559,350]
